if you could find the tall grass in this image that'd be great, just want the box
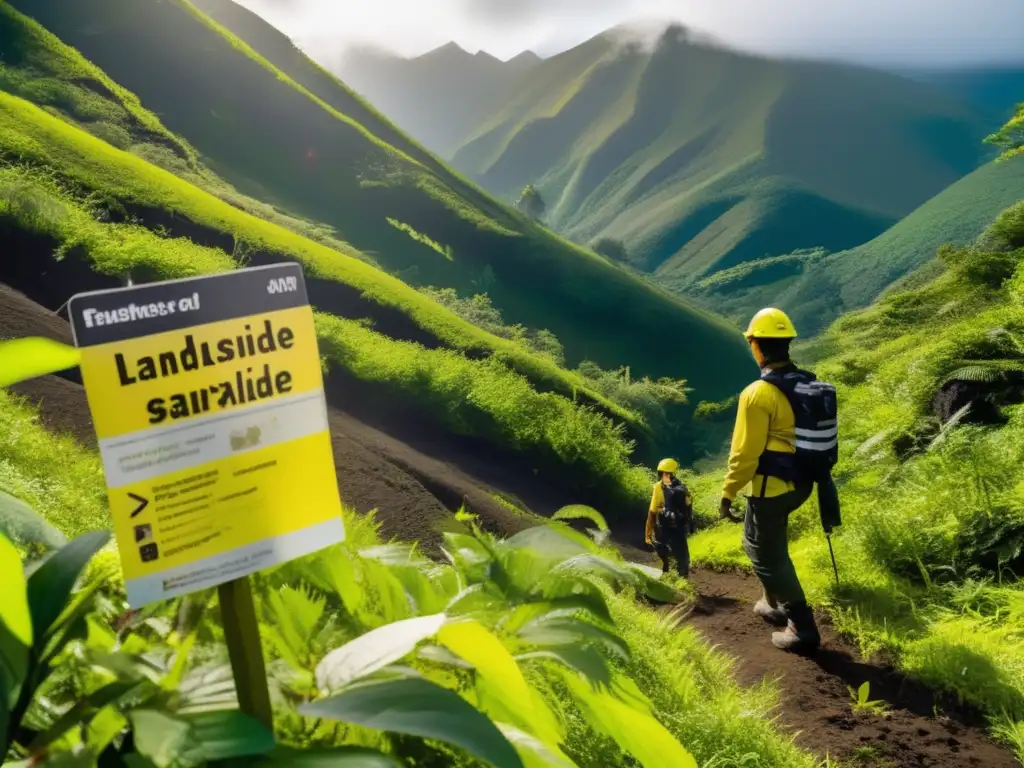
[315,314,651,511]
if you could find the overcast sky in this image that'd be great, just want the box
[237,0,1024,68]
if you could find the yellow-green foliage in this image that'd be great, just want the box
[988,103,1024,160]
[0,1,197,162]
[0,165,234,277]
[690,203,1024,755]
[385,217,453,260]
[0,389,107,537]
[315,314,651,508]
[0,90,636,426]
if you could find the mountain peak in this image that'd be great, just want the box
[505,50,542,69]
[418,41,472,62]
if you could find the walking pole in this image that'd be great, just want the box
[826,534,840,586]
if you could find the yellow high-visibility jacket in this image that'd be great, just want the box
[721,377,798,501]
[645,481,693,543]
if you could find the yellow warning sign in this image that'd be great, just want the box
[69,265,344,607]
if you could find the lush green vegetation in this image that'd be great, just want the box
[4,0,753,408]
[692,156,1024,331]
[0,87,658,425]
[688,197,1024,759]
[988,101,1024,159]
[315,315,652,511]
[0,384,825,767]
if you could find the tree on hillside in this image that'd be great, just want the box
[515,184,546,220]
[987,102,1023,160]
[592,237,628,263]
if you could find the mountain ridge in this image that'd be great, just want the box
[338,23,992,297]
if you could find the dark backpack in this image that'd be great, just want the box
[658,479,692,532]
[758,366,842,532]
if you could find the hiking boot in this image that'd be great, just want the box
[771,602,820,653]
[753,598,788,627]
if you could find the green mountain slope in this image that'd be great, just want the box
[694,154,1024,334]
[350,24,991,288]
[0,0,672,513]
[6,0,752,408]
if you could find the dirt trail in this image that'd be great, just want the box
[2,282,1019,766]
[683,568,1018,767]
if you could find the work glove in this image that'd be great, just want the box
[719,497,743,524]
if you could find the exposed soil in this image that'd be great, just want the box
[2,281,1019,766]
[684,568,1019,767]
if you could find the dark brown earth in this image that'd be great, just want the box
[683,568,1019,768]
[2,281,1018,766]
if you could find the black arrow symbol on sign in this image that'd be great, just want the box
[129,493,149,518]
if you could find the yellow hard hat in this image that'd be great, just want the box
[744,308,797,340]
[657,458,680,474]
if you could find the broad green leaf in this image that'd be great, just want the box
[561,673,697,768]
[498,723,578,768]
[389,565,449,616]
[551,555,640,590]
[0,534,31,648]
[438,620,562,745]
[518,616,629,661]
[500,596,612,635]
[301,677,523,768]
[536,576,612,624]
[29,680,139,750]
[516,647,611,687]
[315,613,446,692]
[182,709,276,761]
[1,533,30,750]
[178,664,238,713]
[86,705,129,754]
[257,746,403,766]
[358,544,429,568]
[551,506,608,532]
[501,527,590,562]
[129,709,193,766]
[0,337,81,388]
[27,530,110,642]
[417,644,473,669]
[0,491,67,553]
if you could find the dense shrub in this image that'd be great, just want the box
[316,314,651,509]
[592,237,628,263]
[692,396,738,423]
[418,287,566,366]
[576,361,690,439]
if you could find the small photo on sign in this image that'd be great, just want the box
[134,523,154,544]
[139,542,160,563]
[229,425,262,451]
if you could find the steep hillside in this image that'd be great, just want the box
[694,154,1024,333]
[689,195,1024,758]
[6,0,752,409]
[338,41,540,158]
[351,24,990,289]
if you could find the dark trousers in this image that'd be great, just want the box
[743,484,813,609]
[654,526,690,577]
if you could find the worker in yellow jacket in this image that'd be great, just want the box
[646,458,694,577]
[719,308,820,653]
